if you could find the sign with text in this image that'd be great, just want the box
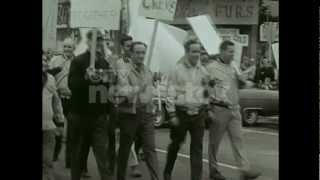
[187,15,222,55]
[139,0,178,20]
[217,28,249,46]
[172,0,259,25]
[70,0,121,29]
[210,0,259,25]
[43,0,58,51]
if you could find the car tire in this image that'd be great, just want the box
[242,109,259,126]
[154,108,166,128]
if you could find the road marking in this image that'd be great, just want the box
[156,148,239,170]
[242,128,278,136]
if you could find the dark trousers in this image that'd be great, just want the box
[69,113,112,180]
[164,109,205,180]
[117,110,159,180]
[108,111,117,175]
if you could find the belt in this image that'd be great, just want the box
[60,95,71,100]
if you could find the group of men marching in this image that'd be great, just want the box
[42,29,262,180]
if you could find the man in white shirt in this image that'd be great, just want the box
[49,38,76,170]
[206,40,261,180]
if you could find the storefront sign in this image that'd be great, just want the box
[172,0,259,25]
[210,0,259,25]
[139,0,178,20]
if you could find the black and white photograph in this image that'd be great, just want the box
[42,0,280,180]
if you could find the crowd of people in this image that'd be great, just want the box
[42,29,265,180]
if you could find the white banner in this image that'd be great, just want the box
[139,0,178,21]
[187,15,222,55]
[70,0,121,29]
[43,0,58,51]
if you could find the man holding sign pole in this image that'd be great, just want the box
[68,30,113,180]
[206,40,261,180]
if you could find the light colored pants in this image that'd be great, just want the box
[208,106,251,176]
[43,129,56,180]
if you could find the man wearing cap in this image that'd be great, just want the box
[68,30,113,180]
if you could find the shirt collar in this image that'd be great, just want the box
[183,58,201,69]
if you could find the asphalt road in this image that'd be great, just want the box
[53,117,278,180]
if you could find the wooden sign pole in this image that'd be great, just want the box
[90,28,98,68]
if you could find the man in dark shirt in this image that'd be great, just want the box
[68,29,113,180]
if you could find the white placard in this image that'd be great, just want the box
[139,0,178,21]
[149,22,187,74]
[70,0,121,29]
[43,0,58,51]
[187,15,222,55]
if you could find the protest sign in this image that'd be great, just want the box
[187,15,222,55]
[139,0,177,21]
[272,43,279,69]
[43,0,58,51]
[70,0,121,29]
[217,28,249,47]
[260,22,279,42]
[149,22,187,74]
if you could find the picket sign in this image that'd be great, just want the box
[71,0,121,68]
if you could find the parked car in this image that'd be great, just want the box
[239,88,278,126]
[152,88,279,127]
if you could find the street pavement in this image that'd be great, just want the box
[53,117,278,180]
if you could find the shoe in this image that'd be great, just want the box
[81,171,91,178]
[130,166,142,178]
[163,173,171,180]
[210,171,226,180]
[241,170,261,179]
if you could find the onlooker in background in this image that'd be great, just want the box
[254,57,276,90]
[240,57,256,88]
[43,54,65,180]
